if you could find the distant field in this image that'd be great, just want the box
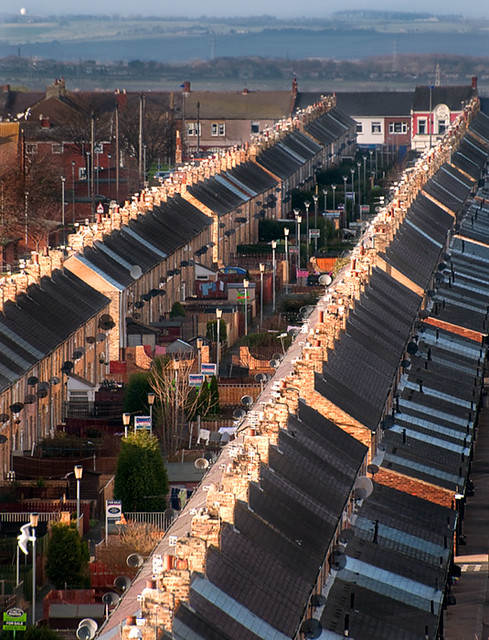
[0,14,486,46]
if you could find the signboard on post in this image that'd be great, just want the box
[201,363,217,376]
[3,608,27,632]
[105,500,122,542]
[189,374,205,387]
[134,415,152,431]
[309,229,320,239]
[96,203,104,214]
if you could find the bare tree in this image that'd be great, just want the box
[148,356,217,457]
[0,147,62,250]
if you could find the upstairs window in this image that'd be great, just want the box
[211,122,225,136]
[418,119,427,135]
[371,122,381,134]
[187,122,201,136]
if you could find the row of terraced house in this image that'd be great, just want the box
[94,96,489,640]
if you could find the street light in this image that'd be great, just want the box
[107,154,111,199]
[74,464,83,526]
[304,201,311,266]
[322,188,327,213]
[122,412,131,438]
[215,308,222,376]
[30,512,38,626]
[243,279,249,336]
[60,177,66,247]
[271,240,277,312]
[357,161,362,222]
[331,184,336,213]
[283,228,289,295]
[312,194,319,256]
[148,392,155,435]
[71,161,76,223]
[350,168,355,221]
[297,215,302,270]
[259,263,265,327]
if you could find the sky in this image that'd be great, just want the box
[1,0,488,19]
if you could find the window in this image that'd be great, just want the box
[389,122,407,134]
[52,143,63,154]
[79,167,87,180]
[371,122,381,134]
[418,119,427,135]
[251,121,260,134]
[438,119,446,134]
[356,122,363,133]
[25,143,37,154]
[211,122,225,136]
[187,122,201,137]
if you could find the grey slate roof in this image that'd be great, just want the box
[412,85,475,111]
[335,91,414,117]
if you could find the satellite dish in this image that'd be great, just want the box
[339,528,354,544]
[406,341,418,355]
[24,394,36,405]
[241,395,253,407]
[9,403,24,414]
[194,458,210,470]
[319,273,332,286]
[27,376,39,386]
[37,389,48,399]
[353,476,373,500]
[96,333,106,342]
[438,262,447,271]
[129,265,143,280]
[272,353,282,361]
[102,591,120,606]
[126,553,144,568]
[61,361,74,373]
[233,408,247,419]
[38,381,50,391]
[202,451,215,463]
[98,314,115,331]
[434,272,445,284]
[419,309,429,319]
[367,463,379,475]
[86,336,96,344]
[114,575,131,592]
[383,415,395,430]
[300,619,323,639]
[76,619,98,640]
[0,435,7,444]
[269,359,280,369]
[331,551,347,571]
[0,414,9,423]
[310,594,326,607]
[254,373,268,382]
[73,348,85,360]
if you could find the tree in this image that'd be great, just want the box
[169,301,186,318]
[148,356,218,455]
[123,371,151,415]
[114,431,168,512]
[45,523,89,589]
[208,375,220,416]
[0,148,62,250]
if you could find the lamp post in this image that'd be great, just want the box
[107,154,111,199]
[61,176,66,245]
[350,168,355,221]
[342,175,348,223]
[369,149,373,179]
[362,155,367,200]
[297,215,302,270]
[74,464,83,526]
[71,160,76,223]
[215,308,222,376]
[331,184,337,214]
[148,392,155,435]
[271,240,276,312]
[122,412,131,438]
[322,188,327,213]
[259,263,265,327]
[30,512,38,626]
[357,161,362,222]
[196,337,203,372]
[243,279,249,336]
[283,228,289,294]
[304,201,311,266]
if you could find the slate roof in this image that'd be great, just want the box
[304,107,355,145]
[224,161,278,197]
[412,86,475,111]
[467,109,489,144]
[173,404,366,639]
[320,482,454,640]
[316,267,421,431]
[188,175,248,217]
[335,91,414,117]
[0,269,109,394]
[183,91,293,120]
[77,194,211,287]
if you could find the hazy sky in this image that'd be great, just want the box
[1,0,488,19]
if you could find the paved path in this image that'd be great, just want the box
[444,403,489,640]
